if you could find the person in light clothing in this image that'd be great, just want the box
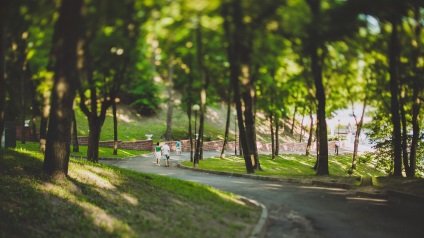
[155,142,162,166]
[161,143,171,167]
[175,140,182,155]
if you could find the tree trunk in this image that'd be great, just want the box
[290,105,297,135]
[194,17,207,167]
[112,100,118,155]
[39,90,50,153]
[20,62,27,144]
[275,115,280,156]
[0,0,8,147]
[351,99,367,170]
[87,118,101,162]
[388,17,403,177]
[43,0,83,178]
[299,115,305,142]
[270,113,275,159]
[307,0,329,175]
[400,98,410,176]
[306,112,314,156]
[220,94,232,159]
[407,7,422,178]
[222,0,254,173]
[164,55,174,141]
[71,110,79,152]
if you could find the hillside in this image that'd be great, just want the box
[75,102,302,143]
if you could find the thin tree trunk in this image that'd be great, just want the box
[164,55,174,140]
[43,0,83,178]
[275,114,280,156]
[71,110,79,152]
[220,95,232,159]
[39,90,50,153]
[351,99,366,170]
[194,17,207,167]
[290,105,297,135]
[400,97,410,176]
[388,17,402,177]
[112,100,118,155]
[0,0,8,146]
[306,112,314,156]
[407,7,422,178]
[270,113,275,159]
[299,115,305,142]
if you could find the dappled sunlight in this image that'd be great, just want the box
[345,197,388,205]
[299,186,346,192]
[119,114,133,123]
[70,167,117,190]
[204,186,250,207]
[78,200,135,234]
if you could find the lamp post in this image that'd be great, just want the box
[192,104,200,165]
[192,104,200,139]
[233,110,237,155]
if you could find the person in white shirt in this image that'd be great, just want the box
[161,143,171,167]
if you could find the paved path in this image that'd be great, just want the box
[101,149,424,238]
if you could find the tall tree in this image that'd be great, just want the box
[305,0,329,175]
[43,0,83,177]
[0,0,10,146]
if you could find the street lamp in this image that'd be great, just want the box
[192,104,200,139]
[192,104,200,165]
[233,110,237,155]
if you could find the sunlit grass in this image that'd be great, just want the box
[14,141,149,159]
[0,147,260,238]
[182,154,387,183]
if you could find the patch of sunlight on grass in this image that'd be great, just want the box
[205,186,248,207]
[70,167,116,189]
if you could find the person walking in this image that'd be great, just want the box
[175,140,182,155]
[155,142,162,166]
[335,139,339,155]
[162,142,171,167]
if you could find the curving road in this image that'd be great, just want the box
[101,151,424,238]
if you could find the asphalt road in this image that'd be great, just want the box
[101,151,424,238]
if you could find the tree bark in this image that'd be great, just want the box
[112,100,118,155]
[407,7,422,178]
[39,90,50,153]
[164,55,174,141]
[43,0,83,178]
[388,17,403,177]
[0,0,9,147]
[270,113,275,159]
[351,99,367,170]
[222,0,254,173]
[307,0,329,175]
[275,115,280,156]
[220,93,232,158]
[71,110,79,152]
[306,111,314,156]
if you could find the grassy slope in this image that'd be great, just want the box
[182,154,387,186]
[0,147,260,238]
[75,101,294,143]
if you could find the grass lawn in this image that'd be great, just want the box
[0,146,261,238]
[14,142,149,159]
[182,154,387,186]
